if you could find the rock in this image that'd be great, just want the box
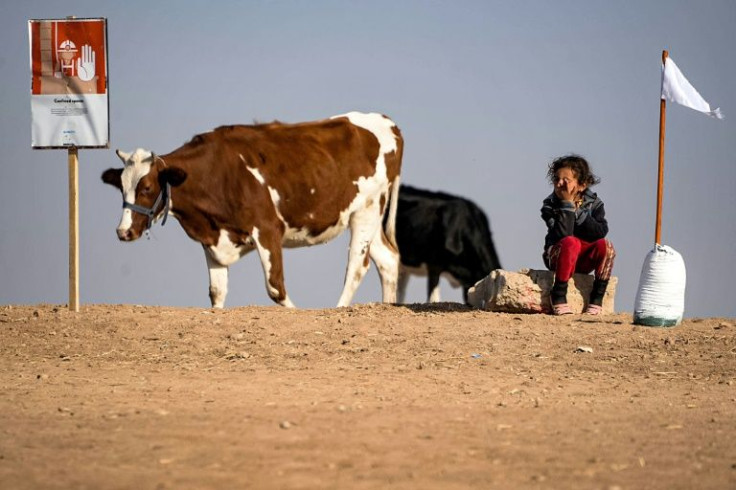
[467,269,617,315]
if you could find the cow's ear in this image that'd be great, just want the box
[101,168,123,190]
[160,167,187,187]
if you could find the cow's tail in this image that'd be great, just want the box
[384,175,401,252]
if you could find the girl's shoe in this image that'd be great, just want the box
[585,304,603,315]
[553,303,573,315]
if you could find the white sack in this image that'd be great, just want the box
[633,245,686,326]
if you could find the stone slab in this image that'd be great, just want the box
[467,269,617,315]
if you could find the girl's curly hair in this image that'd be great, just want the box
[546,154,600,187]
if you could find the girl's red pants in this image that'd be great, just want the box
[544,236,615,283]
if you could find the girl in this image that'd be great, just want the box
[541,155,615,315]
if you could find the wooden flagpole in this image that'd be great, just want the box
[655,49,669,246]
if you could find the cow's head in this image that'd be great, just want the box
[101,148,187,241]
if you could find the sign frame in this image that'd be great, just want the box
[29,17,109,149]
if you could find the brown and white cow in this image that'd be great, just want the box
[101,112,403,308]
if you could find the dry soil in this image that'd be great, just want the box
[1,303,735,489]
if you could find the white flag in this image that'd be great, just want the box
[661,57,723,119]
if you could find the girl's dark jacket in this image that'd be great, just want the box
[541,188,608,252]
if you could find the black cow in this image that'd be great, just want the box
[394,185,501,304]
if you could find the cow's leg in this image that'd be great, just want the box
[252,227,295,308]
[337,213,378,307]
[337,235,372,307]
[368,228,400,304]
[427,269,442,303]
[397,265,410,303]
[204,247,229,308]
[338,204,400,306]
[204,230,253,308]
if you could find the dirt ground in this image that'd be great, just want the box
[1,303,734,490]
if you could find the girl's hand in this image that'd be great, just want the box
[554,186,579,203]
[553,168,585,204]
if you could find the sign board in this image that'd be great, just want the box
[29,18,109,148]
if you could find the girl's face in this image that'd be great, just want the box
[553,167,586,200]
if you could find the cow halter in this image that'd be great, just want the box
[122,154,171,231]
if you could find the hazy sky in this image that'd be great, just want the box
[2,1,735,318]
